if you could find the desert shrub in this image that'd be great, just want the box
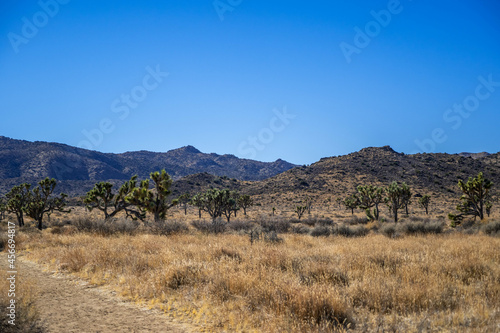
[191,219,226,234]
[316,218,334,226]
[482,220,500,236]
[257,218,290,233]
[49,219,72,228]
[227,220,255,232]
[380,223,397,238]
[290,225,311,234]
[301,217,334,227]
[150,219,189,236]
[262,231,284,243]
[344,215,368,225]
[72,217,139,236]
[408,216,429,223]
[49,226,63,234]
[400,221,443,235]
[162,265,204,289]
[334,224,369,237]
[310,226,331,237]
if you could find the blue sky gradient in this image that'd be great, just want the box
[1,0,499,164]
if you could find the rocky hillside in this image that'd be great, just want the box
[0,136,296,195]
[1,137,498,213]
[244,146,500,210]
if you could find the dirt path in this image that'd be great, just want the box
[1,254,195,333]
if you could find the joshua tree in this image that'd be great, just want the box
[84,176,145,221]
[305,198,313,214]
[485,200,492,218]
[385,182,408,223]
[221,190,239,222]
[449,172,493,223]
[6,183,32,227]
[356,185,384,220]
[343,194,359,215]
[401,183,412,216]
[418,195,431,215]
[84,182,117,220]
[190,193,203,218]
[127,170,178,222]
[238,194,253,216]
[24,178,70,230]
[295,206,307,220]
[177,193,191,215]
[192,188,237,222]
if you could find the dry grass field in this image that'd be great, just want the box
[6,208,500,332]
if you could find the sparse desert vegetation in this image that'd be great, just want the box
[10,219,500,332]
[1,166,500,331]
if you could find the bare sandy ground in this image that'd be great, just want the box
[1,255,195,333]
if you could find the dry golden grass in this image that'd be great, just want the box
[15,226,500,332]
[0,263,46,332]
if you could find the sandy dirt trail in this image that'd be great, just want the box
[1,254,196,333]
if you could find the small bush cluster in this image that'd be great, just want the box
[256,218,291,233]
[71,217,139,236]
[310,226,331,237]
[344,215,368,225]
[191,219,227,234]
[380,221,444,237]
[227,220,256,232]
[298,217,334,227]
[334,224,369,237]
[482,220,500,236]
[149,219,189,236]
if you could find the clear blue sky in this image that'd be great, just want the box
[1,0,499,165]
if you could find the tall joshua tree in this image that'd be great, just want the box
[24,178,70,230]
[190,193,203,218]
[6,183,32,227]
[177,193,191,215]
[343,194,359,215]
[127,170,178,222]
[84,176,145,221]
[401,183,412,216]
[238,194,253,216]
[356,185,384,220]
[449,172,493,223]
[385,182,407,223]
[418,195,431,215]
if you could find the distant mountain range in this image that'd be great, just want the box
[0,137,499,208]
[0,136,296,195]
